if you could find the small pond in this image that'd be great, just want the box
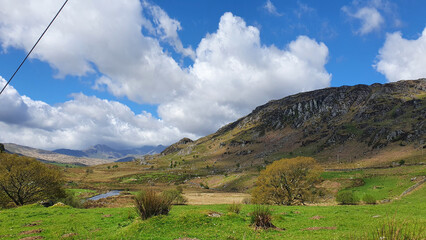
[88,190,121,201]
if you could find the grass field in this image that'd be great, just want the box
[1,153,425,239]
[0,185,424,239]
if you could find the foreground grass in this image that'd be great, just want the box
[1,185,424,239]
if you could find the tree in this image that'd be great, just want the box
[0,153,66,206]
[0,143,4,153]
[252,156,322,205]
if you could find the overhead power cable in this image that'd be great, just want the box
[0,0,69,96]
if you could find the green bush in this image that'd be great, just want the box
[250,205,275,229]
[227,202,241,214]
[362,194,376,205]
[336,191,359,205]
[60,192,83,208]
[134,189,172,220]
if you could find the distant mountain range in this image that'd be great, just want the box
[53,144,166,160]
[2,143,167,165]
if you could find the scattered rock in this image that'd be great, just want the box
[380,199,391,203]
[302,226,337,231]
[372,215,381,218]
[207,211,222,218]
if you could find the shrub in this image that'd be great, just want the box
[252,157,323,205]
[336,191,359,205]
[227,202,241,214]
[250,205,275,229]
[60,192,83,208]
[362,194,376,205]
[134,189,172,220]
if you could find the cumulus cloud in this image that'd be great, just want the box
[342,5,384,35]
[342,0,401,36]
[264,0,282,16]
[375,28,426,82]
[158,13,331,135]
[0,0,191,104]
[0,77,192,150]
[141,0,195,59]
[0,2,331,149]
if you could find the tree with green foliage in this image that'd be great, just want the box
[252,156,323,205]
[0,153,66,206]
[0,143,4,153]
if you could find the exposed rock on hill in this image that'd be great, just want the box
[161,138,194,155]
[161,79,425,169]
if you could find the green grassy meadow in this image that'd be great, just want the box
[0,183,424,239]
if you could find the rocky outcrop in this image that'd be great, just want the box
[162,79,425,167]
[218,79,425,150]
[161,138,194,155]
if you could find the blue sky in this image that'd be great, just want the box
[0,0,425,150]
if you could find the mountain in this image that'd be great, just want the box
[53,149,88,157]
[159,79,426,170]
[53,144,167,159]
[2,143,110,166]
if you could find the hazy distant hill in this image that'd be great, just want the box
[53,144,166,160]
[3,143,110,166]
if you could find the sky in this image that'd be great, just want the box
[0,0,425,150]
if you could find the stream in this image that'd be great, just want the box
[88,190,121,201]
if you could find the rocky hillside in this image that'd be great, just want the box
[158,79,425,170]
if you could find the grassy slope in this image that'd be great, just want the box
[0,184,424,239]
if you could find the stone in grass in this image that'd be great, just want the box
[207,211,222,218]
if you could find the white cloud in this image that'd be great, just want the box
[158,13,330,135]
[0,2,331,149]
[342,6,384,35]
[375,28,426,82]
[0,77,192,150]
[0,0,191,104]
[264,0,282,16]
[141,0,195,60]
